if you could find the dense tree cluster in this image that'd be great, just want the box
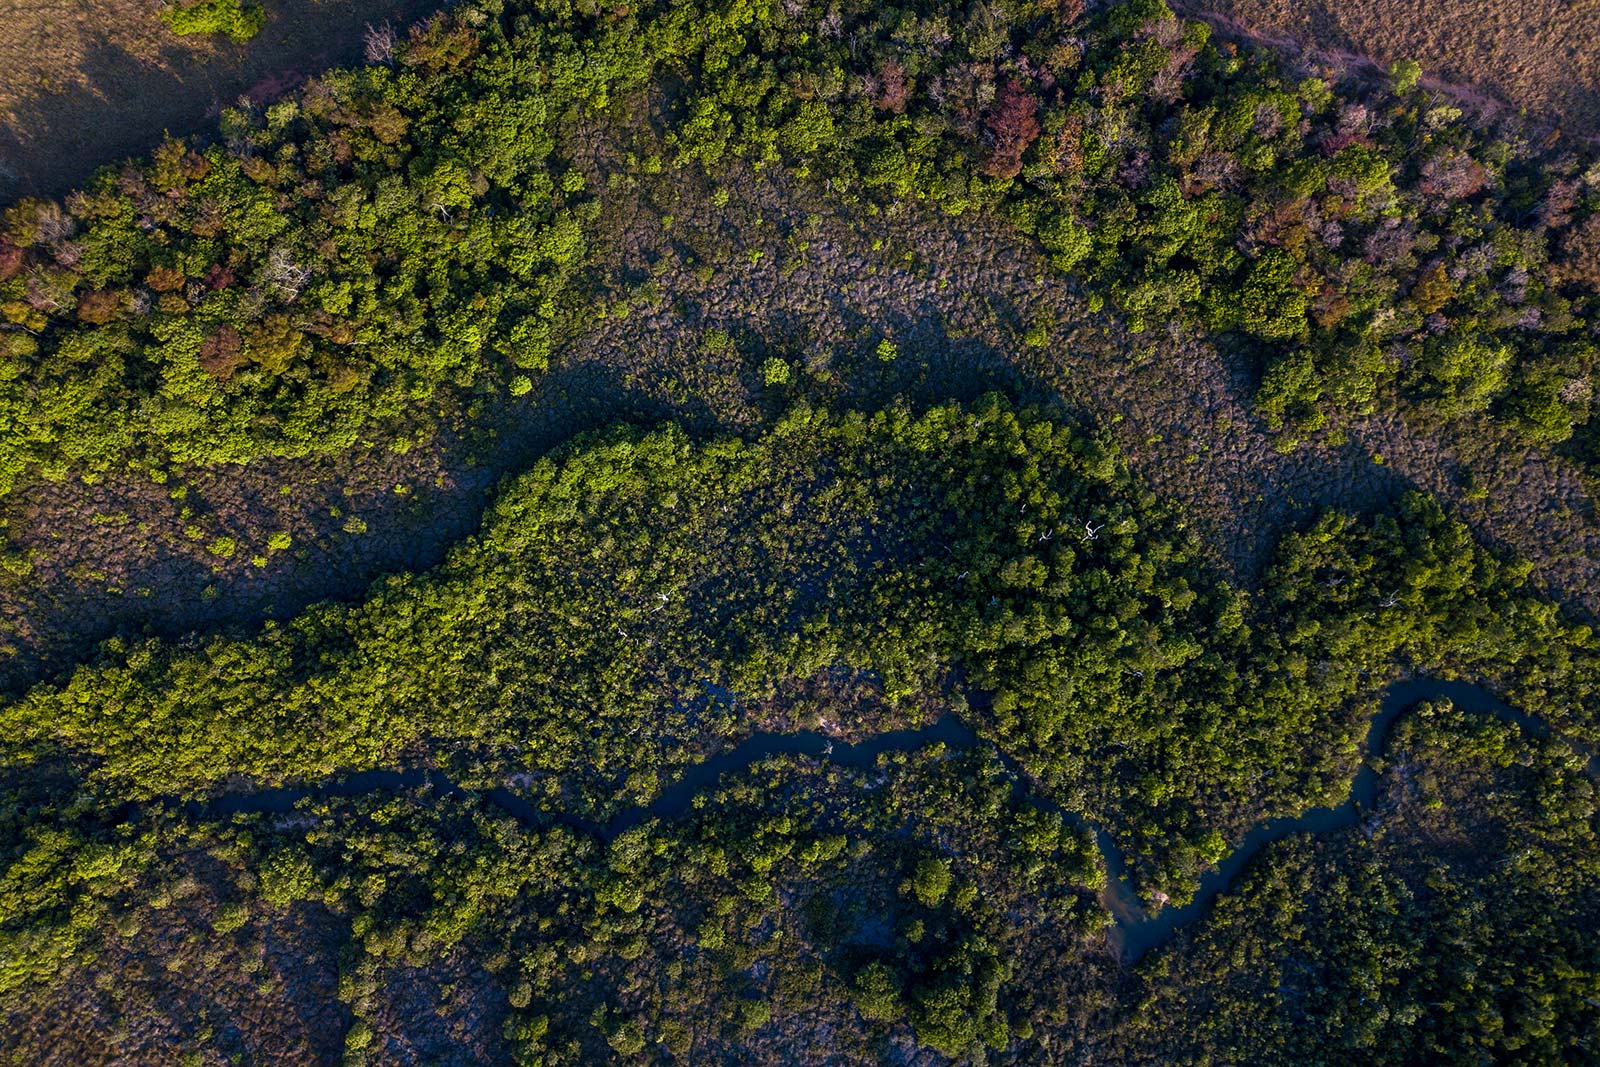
[0,4,617,497]
[1132,701,1598,1065]
[2,396,1593,937]
[2,680,1591,1064]
[2,1,1597,1063]
[3,0,1597,509]
[0,740,1113,1064]
[644,0,1599,451]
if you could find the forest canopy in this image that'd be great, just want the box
[1,0,1596,506]
[2,395,1595,894]
[2,397,1596,1063]
[1,0,1597,1063]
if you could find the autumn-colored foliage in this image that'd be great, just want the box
[981,79,1040,180]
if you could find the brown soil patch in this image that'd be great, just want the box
[0,0,447,200]
[1172,0,1600,140]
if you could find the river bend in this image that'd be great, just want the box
[193,676,1589,960]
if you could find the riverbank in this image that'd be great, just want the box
[169,674,1593,962]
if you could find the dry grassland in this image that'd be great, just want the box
[0,0,442,199]
[1176,0,1600,139]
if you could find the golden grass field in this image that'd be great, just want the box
[0,0,441,199]
[1178,0,1600,139]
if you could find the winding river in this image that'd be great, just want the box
[202,676,1591,960]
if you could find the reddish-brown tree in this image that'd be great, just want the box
[982,78,1040,180]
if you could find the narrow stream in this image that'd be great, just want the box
[200,676,1587,960]
[1093,677,1582,958]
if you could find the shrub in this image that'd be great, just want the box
[1389,58,1424,93]
[604,1019,645,1055]
[908,857,953,907]
[761,357,791,386]
[851,961,903,1022]
[161,0,266,43]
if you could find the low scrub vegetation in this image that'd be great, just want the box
[2,0,1596,504]
[2,0,1596,1063]
[2,396,1595,1062]
[160,0,267,42]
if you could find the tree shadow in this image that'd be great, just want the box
[0,357,698,696]
[0,0,449,202]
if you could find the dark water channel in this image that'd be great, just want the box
[199,676,1586,960]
